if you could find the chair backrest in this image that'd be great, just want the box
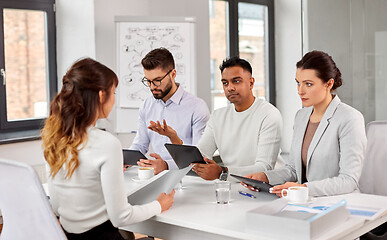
[0,158,67,240]
[359,121,387,196]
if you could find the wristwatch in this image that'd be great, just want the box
[219,166,228,181]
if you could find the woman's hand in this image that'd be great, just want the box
[157,189,175,212]
[270,182,307,197]
[123,165,131,172]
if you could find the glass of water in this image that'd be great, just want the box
[174,179,183,191]
[215,181,231,204]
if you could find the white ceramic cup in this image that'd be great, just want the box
[138,167,154,180]
[281,186,309,203]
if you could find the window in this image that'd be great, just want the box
[0,0,57,142]
[209,0,275,110]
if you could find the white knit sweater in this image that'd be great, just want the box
[197,98,283,177]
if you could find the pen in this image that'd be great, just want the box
[238,190,256,199]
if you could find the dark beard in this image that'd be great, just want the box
[152,80,172,99]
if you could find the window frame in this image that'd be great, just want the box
[0,0,57,143]
[212,0,276,105]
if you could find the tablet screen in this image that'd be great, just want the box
[164,143,206,167]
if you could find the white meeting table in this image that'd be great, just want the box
[122,167,387,240]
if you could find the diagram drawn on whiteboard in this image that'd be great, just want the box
[117,21,193,108]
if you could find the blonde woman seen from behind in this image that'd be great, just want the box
[41,58,174,240]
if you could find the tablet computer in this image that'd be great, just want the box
[164,143,206,176]
[122,149,147,166]
[230,174,273,193]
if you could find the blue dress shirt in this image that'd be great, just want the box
[130,85,210,169]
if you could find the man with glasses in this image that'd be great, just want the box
[130,48,210,174]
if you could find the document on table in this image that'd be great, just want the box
[347,205,386,220]
[282,204,322,213]
[279,200,347,221]
[127,165,193,205]
[290,202,387,221]
[308,203,387,221]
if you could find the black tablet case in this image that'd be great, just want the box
[164,143,206,176]
[122,149,147,165]
[230,174,274,192]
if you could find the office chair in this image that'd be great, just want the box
[0,158,67,240]
[359,121,387,240]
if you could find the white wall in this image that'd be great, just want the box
[274,0,303,153]
[94,0,151,70]
[375,31,387,120]
[56,0,96,88]
[0,140,44,165]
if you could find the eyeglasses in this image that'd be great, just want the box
[141,69,173,87]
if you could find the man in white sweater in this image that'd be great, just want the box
[193,57,282,180]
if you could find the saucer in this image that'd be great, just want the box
[288,197,314,205]
[131,177,146,183]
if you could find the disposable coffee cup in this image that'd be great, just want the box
[138,167,154,180]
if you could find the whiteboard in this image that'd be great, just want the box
[114,16,196,133]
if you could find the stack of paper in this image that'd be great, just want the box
[246,198,351,240]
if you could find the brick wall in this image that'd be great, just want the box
[4,9,47,121]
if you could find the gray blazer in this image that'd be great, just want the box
[265,96,367,197]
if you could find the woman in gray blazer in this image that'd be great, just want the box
[243,51,367,197]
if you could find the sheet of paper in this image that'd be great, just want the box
[282,204,323,213]
[309,203,386,221]
[127,165,193,205]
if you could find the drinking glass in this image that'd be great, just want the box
[215,181,231,204]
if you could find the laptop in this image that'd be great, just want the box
[164,143,206,176]
[122,149,147,166]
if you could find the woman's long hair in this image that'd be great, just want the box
[41,58,118,178]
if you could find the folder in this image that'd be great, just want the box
[127,165,193,205]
